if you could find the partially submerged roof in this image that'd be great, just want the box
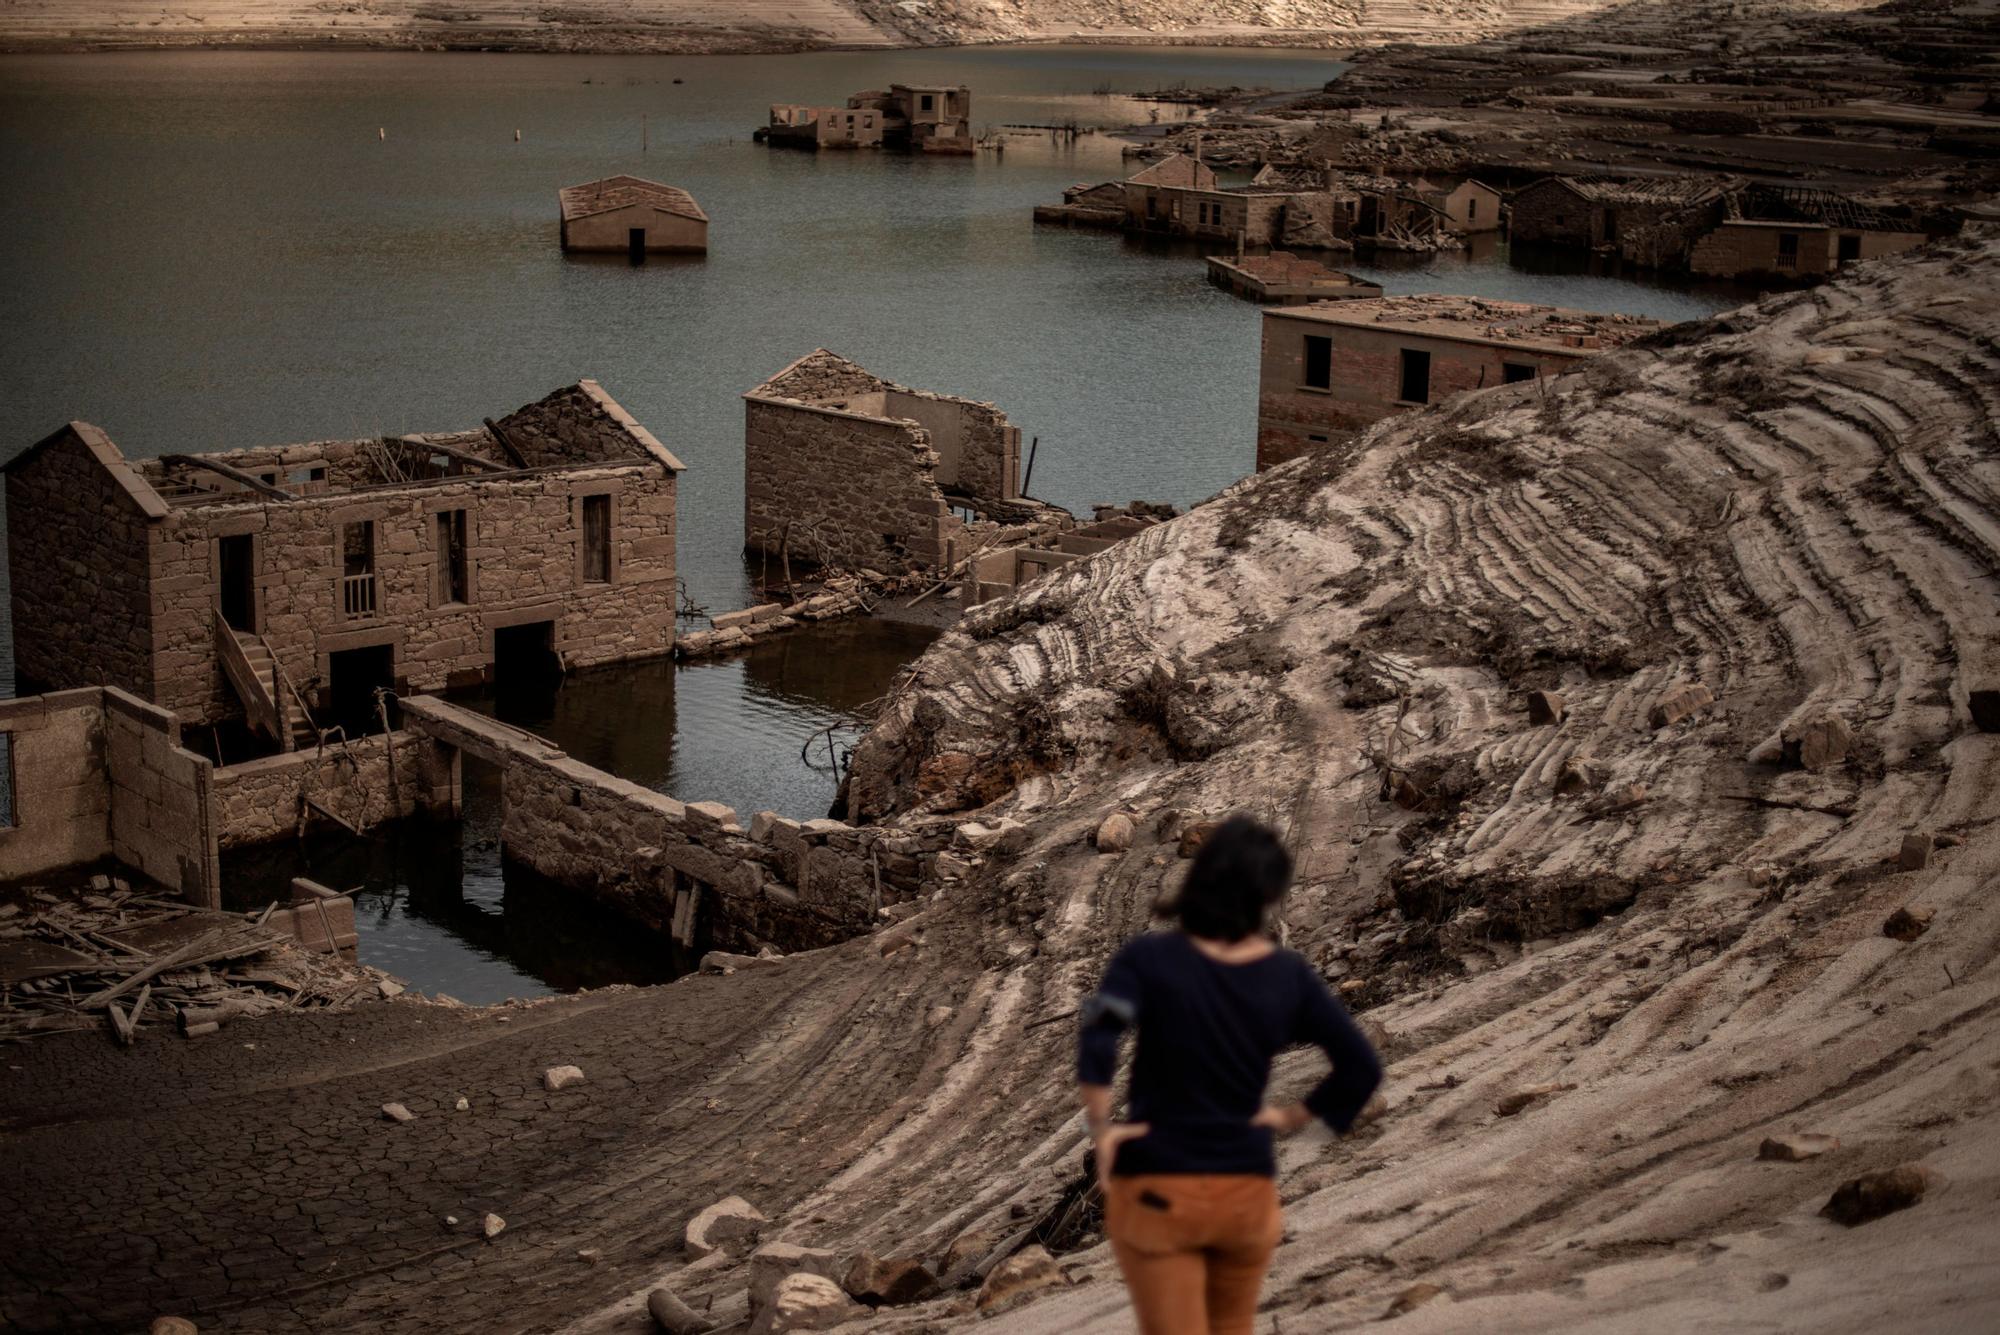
[1529,173,1728,207]
[559,175,708,224]
[1129,154,1218,192]
[1729,185,1915,231]
[1270,295,1664,353]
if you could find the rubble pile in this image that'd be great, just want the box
[0,876,377,1044]
[675,574,893,661]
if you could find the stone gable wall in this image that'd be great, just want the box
[149,463,677,726]
[5,432,155,701]
[494,384,656,467]
[103,689,219,907]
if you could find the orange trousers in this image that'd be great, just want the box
[1104,1173,1282,1335]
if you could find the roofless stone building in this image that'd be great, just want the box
[4,382,683,752]
[559,175,709,256]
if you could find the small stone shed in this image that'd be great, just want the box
[1690,186,1928,279]
[1256,296,1662,470]
[1510,174,1729,266]
[4,382,684,750]
[559,176,709,254]
[742,351,1027,574]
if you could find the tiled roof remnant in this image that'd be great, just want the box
[559,175,709,223]
[1277,294,1664,352]
[1730,184,1913,231]
[1553,173,1730,207]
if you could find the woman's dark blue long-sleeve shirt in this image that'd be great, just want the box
[1077,931,1382,1177]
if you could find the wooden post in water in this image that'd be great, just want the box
[642,113,648,153]
[378,127,385,141]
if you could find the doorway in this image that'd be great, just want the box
[492,621,561,719]
[1837,233,1861,265]
[326,644,396,737]
[217,534,256,633]
[628,228,646,264]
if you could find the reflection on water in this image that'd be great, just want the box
[220,619,936,1002]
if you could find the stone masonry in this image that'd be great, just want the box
[210,731,462,850]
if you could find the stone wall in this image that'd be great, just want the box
[493,382,673,467]
[0,687,219,908]
[147,461,677,725]
[211,730,461,850]
[1508,179,1598,246]
[4,425,157,701]
[743,396,967,573]
[1689,224,1928,279]
[400,697,938,954]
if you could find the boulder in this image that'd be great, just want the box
[1178,819,1221,858]
[543,1065,586,1092]
[1785,710,1853,772]
[843,1252,939,1307]
[1527,690,1566,726]
[1821,1163,1929,1227]
[940,1225,998,1278]
[712,608,757,631]
[1554,758,1599,796]
[381,1102,414,1123]
[976,1244,1068,1315]
[1898,833,1935,871]
[1648,682,1714,729]
[1381,1282,1446,1319]
[747,1274,863,1335]
[1759,1133,1839,1162]
[749,1242,845,1314]
[1882,906,1934,942]
[647,1286,714,1335]
[1095,812,1135,852]
[686,1195,768,1259]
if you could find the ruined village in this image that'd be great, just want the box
[2,2,1999,1334]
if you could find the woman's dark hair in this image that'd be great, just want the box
[1169,815,1294,942]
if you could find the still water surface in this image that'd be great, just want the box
[0,46,1759,994]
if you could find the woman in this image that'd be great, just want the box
[1077,815,1383,1335]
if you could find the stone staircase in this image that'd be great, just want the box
[216,615,317,751]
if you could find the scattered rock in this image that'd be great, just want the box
[1882,906,1934,942]
[150,1319,198,1335]
[1759,1133,1840,1162]
[1527,690,1566,725]
[577,1248,601,1265]
[976,1244,1068,1314]
[1785,710,1853,772]
[1095,811,1135,852]
[1648,682,1714,729]
[747,1273,863,1334]
[483,1213,506,1239]
[381,1102,414,1123]
[455,1096,470,1111]
[1898,833,1935,871]
[1494,1082,1576,1117]
[843,1252,939,1306]
[686,1195,768,1259]
[940,1225,998,1277]
[1821,1163,1930,1226]
[543,1065,586,1092]
[700,950,777,974]
[1586,783,1648,817]
[749,1242,845,1313]
[1554,757,1599,796]
[1178,819,1221,858]
[1968,686,2000,733]
[1381,1282,1446,1319]
[378,979,406,998]
[647,1285,714,1334]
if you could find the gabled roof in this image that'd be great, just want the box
[1,421,169,519]
[1129,154,1218,192]
[559,176,708,224]
[1523,174,1726,208]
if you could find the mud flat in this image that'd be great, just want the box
[6,227,1998,1332]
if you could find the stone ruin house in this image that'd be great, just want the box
[1256,296,1663,470]
[962,504,1175,606]
[4,381,683,753]
[1510,174,1730,268]
[1412,177,1505,234]
[1690,185,1930,280]
[558,176,709,257]
[763,84,972,154]
[743,351,1057,576]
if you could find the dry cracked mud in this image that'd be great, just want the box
[7,233,2000,1334]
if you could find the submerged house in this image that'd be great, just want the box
[1256,296,1663,470]
[4,383,683,750]
[559,176,709,255]
[1690,185,1929,279]
[763,84,973,154]
[1413,177,1505,234]
[743,351,1046,575]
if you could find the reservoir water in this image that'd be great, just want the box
[0,46,1761,997]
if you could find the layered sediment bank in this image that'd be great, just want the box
[6,229,1998,1333]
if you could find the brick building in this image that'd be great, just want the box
[1256,296,1663,470]
[743,351,1034,574]
[1690,186,1928,280]
[1510,175,1728,267]
[4,382,683,749]
[558,176,708,256]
